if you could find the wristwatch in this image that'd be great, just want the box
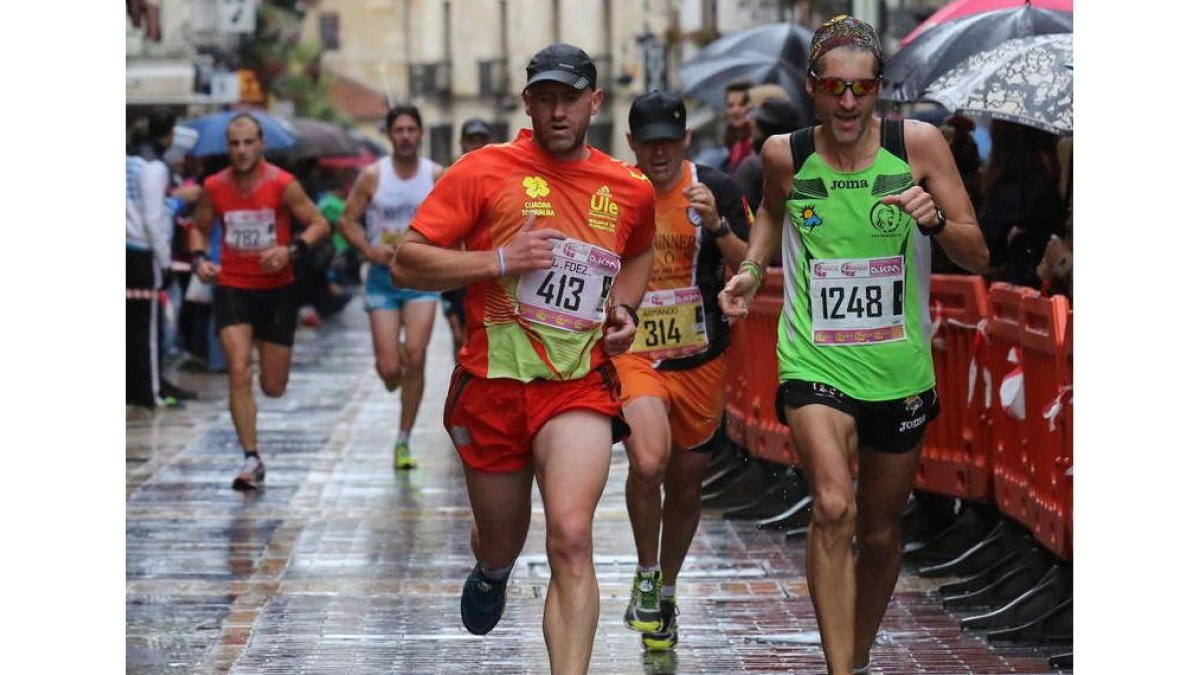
[918,207,947,236]
[710,216,732,238]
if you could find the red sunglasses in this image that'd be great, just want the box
[809,74,882,97]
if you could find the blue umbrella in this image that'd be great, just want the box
[183,110,297,157]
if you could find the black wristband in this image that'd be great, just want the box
[288,238,310,260]
[711,216,732,238]
[618,303,639,328]
[918,207,947,236]
[189,250,208,273]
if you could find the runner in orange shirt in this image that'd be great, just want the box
[391,44,657,674]
[613,91,751,652]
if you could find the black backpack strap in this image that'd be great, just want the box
[881,118,907,163]
[789,126,816,174]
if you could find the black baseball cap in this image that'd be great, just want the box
[461,118,492,138]
[628,90,687,142]
[525,43,597,91]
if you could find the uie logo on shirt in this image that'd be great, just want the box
[588,185,619,233]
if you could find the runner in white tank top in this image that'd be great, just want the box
[335,105,445,469]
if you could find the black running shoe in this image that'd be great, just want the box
[460,563,509,635]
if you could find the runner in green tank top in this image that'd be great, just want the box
[718,15,988,675]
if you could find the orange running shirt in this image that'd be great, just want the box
[204,162,296,290]
[410,129,656,382]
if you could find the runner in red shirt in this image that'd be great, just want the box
[189,113,331,491]
[393,43,656,674]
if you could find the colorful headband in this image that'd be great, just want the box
[808,15,884,70]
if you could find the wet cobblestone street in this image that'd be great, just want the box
[126,297,1064,674]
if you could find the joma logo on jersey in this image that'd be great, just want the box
[830,179,868,190]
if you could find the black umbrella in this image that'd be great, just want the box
[289,118,360,158]
[680,23,814,111]
[881,5,1072,102]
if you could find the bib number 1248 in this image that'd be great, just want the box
[818,281,903,320]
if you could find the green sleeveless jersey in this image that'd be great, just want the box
[777,124,934,401]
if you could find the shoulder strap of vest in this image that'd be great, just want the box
[881,118,907,163]
[789,126,816,174]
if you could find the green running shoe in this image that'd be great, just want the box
[623,569,663,632]
[641,597,678,651]
[394,441,417,470]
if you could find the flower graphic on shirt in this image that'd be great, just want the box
[800,206,822,228]
[523,176,550,198]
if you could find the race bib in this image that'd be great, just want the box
[224,208,276,252]
[809,256,906,346]
[516,238,621,332]
[630,287,709,360]
[380,229,403,247]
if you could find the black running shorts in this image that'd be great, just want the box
[775,379,940,454]
[214,285,299,347]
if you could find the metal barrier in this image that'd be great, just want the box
[918,275,993,501]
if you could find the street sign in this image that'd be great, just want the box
[210,72,240,103]
[218,0,256,34]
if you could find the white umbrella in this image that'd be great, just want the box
[922,33,1072,134]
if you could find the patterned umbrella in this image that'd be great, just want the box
[922,33,1072,134]
[900,0,1072,46]
[881,4,1071,102]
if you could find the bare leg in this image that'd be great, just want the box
[368,309,404,392]
[533,410,613,675]
[623,396,672,568]
[398,300,437,434]
[219,324,258,451]
[257,340,293,399]
[852,442,924,669]
[658,446,712,587]
[461,462,535,571]
[785,404,858,675]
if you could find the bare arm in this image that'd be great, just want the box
[432,162,446,181]
[391,213,562,291]
[187,188,219,282]
[601,241,655,355]
[890,120,989,274]
[283,180,331,247]
[336,167,391,264]
[718,133,790,320]
[684,182,748,270]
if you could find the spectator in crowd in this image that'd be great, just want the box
[126,106,197,408]
[977,120,1065,289]
[733,97,804,214]
[723,80,755,172]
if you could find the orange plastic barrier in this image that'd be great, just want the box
[733,269,800,467]
[1020,296,1073,559]
[721,273,1074,560]
[916,275,992,501]
[984,283,1040,526]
